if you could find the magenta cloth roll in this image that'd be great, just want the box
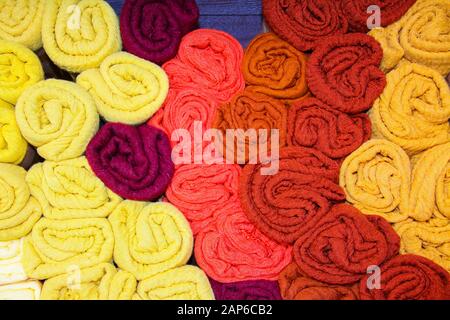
[210,279,282,300]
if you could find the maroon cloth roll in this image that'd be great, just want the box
[210,279,282,300]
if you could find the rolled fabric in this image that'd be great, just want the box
[360,254,450,300]
[262,0,348,51]
[242,33,308,103]
[0,40,44,104]
[287,97,371,160]
[294,204,400,285]
[77,52,169,125]
[26,157,122,220]
[307,33,386,114]
[0,164,41,241]
[109,201,193,281]
[239,147,344,244]
[370,63,450,155]
[368,0,450,76]
[42,0,121,73]
[86,123,174,201]
[137,265,214,300]
[22,217,114,279]
[339,139,411,223]
[210,279,281,300]
[15,79,99,161]
[165,164,241,235]
[0,239,27,285]
[0,101,28,165]
[279,263,359,300]
[0,281,41,300]
[163,29,245,104]
[120,0,199,65]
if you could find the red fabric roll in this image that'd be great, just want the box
[294,204,400,285]
[307,33,386,114]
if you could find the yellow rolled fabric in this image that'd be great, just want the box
[339,139,411,223]
[15,79,100,161]
[77,52,169,125]
[137,265,214,300]
[22,217,114,279]
[109,201,193,280]
[0,0,45,50]
[369,0,450,76]
[370,63,450,155]
[0,280,41,300]
[26,157,121,220]
[0,164,42,241]
[0,101,27,165]
[42,0,121,73]
[0,40,44,104]
[0,239,27,285]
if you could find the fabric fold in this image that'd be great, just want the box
[0,280,41,300]
[0,101,28,165]
[210,279,281,300]
[0,239,27,285]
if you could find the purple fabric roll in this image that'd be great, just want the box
[86,123,174,201]
[120,0,199,65]
[210,279,282,300]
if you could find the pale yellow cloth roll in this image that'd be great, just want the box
[0,280,41,300]
[0,100,28,165]
[0,238,27,285]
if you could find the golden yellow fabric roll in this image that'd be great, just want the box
[0,280,41,300]
[0,238,27,285]
[41,263,137,300]
[137,265,214,300]
[0,101,27,165]
[15,79,99,161]
[339,139,411,223]
[22,217,114,279]
[0,40,44,104]
[369,0,450,76]
[0,0,45,50]
[77,52,169,125]
[109,201,193,281]
[42,0,121,73]
[0,164,42,241]
[26,157,121,220]
[370,63,450,155]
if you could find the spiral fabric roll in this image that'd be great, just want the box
[0,40,43,105]
[370,63,450,155]
[42,0,121,73]
[0,101,27,165]
[22,218,114,279]
[307,33,386,114]
[0,164,41,241]
[0,281,41,300]
[26,157,122,220]
[109,201,193,280]
[339,139,411,223]
[287,97,371,160]
[210,279,281,300]
[77,52,169,125]
[294,204,400,285]
[86,123,174,201]
[0,239,27,285]
[242,33,308,103]
[15,79,99,162]
[120,0,199,65]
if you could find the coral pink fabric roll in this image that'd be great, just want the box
[210,278,282,300]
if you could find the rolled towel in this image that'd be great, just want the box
[0,40,43,104]
[136,265,214,300]
[42,0,121,73]
[242,33,308,103]
[360,254,450,300]
[15,79,99,161]
[77,52,169,125]
[194,205,292,283]
[0,164,41,241]
[210,279,281,300]
[287,97,371,160]
[370,63,450,155]
[0,239,27,285]
[0,101,28,165]
[239,147,345,244]
[339,139,411,223]
[0,281,41,300]
[294,204,400,285]
[307,33,386,114]
[26,157,121,220]
[279,263,359,300]
[109,201,193,281]
[369,0,450,76]
[22,217,114,279]
[86,123,174,201]
[120,0,199,65]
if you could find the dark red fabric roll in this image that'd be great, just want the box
[210,279,282,300]
[294,204,400,285]
[307,33,386,114]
